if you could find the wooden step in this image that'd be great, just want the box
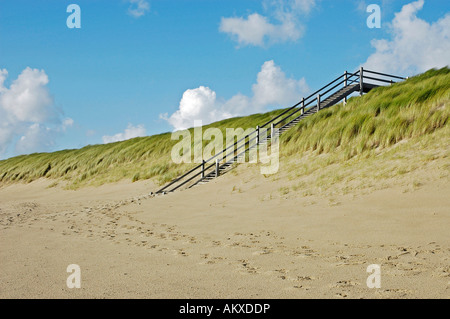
[160,83,373,193]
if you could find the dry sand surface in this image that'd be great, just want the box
[0,160,449,299]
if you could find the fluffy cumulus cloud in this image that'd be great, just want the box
[160,86,233,132]
[220,14,280,47]
[128,0,150,18]
[0,67,73,158]
[102,123,147,144]
[252,60,309,108]
[364,0,450,75]
[220,0,316,47]
[161,60,310,131]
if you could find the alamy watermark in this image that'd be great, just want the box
[366,264,381,288]
[170,120,279,175]
[66,264,81,288]
[66,4,81,29]
[367,4,381,29]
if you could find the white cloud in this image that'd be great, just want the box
[162,60,310,131]
[364,0,450,75]
[1,67,54,123]
[0,69,8,94]
[0,67,72,158]
[290,0,316,13]
[0,126,13,156]
[267,0,316,16]
[128,0,150,18]
[252,60,309,108]
[62,118,74,130]
[161,86,232,131]
[102,123,147,144]
[219,14,278,47]
[15,124,55,155]
[220,0,315,47]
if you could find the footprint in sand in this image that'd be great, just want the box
[297,275,316,281]
[375,288,413,298]
[330,280,360,288]
[252,249,272,256]
[175,249,188,257]
[238,260,260,274]
[199,254,227,265]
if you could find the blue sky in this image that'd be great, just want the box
[0,0,449,159]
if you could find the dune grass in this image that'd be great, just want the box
[280,124,450,197]
[0,108,288,188]
[0,67,448,189]
[281,67,449,161]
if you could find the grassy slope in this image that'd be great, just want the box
[281,67,449,160]
[0,107,289,188]
[0,68,449,189]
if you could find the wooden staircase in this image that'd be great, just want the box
[156,68,406,194]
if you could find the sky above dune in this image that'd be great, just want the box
[0,0,449,159]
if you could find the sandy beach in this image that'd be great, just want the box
[1,154,449,299]
[1,0,450,301]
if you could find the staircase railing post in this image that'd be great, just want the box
[271,123,274,139]
[317,94,321,113]
[359,67,364,96]
[344,71,348,105]
[215,159,219,178]
[301,97,305,115]
[201,160,205,179]
[256,125,260,145]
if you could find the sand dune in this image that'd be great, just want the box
[1,156,449,299]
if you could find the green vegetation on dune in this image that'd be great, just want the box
[282,67,449,160]
[0,108,289,188]
[0,67,448,189]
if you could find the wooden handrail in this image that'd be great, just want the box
[260,72,347,128]
[156,68,406,194]
[157,162,203,193]
[363,75,399,84]
[364,69,406,80]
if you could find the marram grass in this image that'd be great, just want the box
[0,107,289,188]
[281,67,449,161]
[0,67,448,189]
